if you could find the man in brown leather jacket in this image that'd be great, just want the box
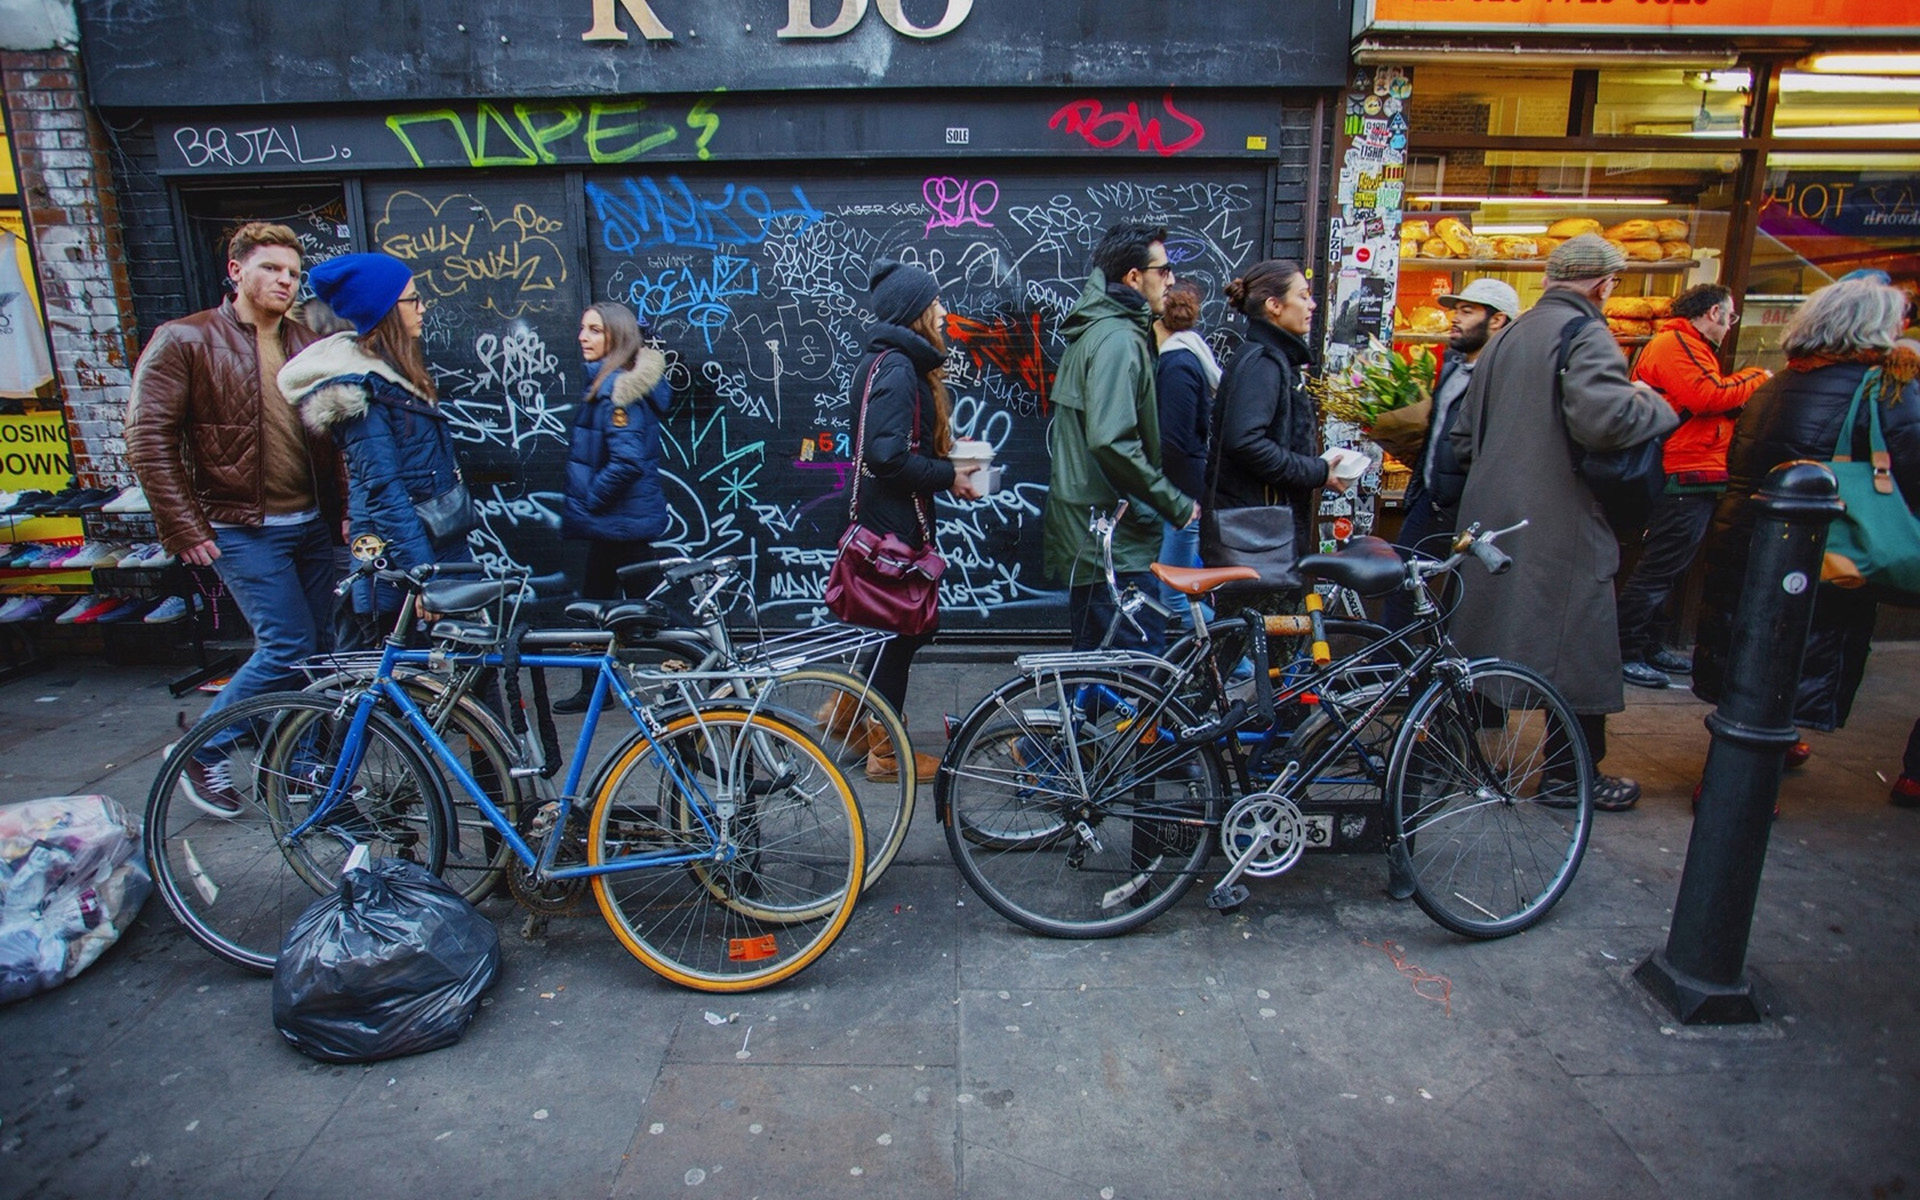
[125,222,346,814]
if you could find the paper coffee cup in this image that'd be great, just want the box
[950,438,995,494]
[1322,447,1368,481]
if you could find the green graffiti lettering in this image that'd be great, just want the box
[471,102,540,167]
[385,109,472,169]
[687,90,724,161]
[586,99,678,164]
[514,103,584,165]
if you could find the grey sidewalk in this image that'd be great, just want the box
[1,644,1916,1199]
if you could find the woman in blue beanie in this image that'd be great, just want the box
[552,302,674,712]
[831,258,984,782]
[280,252,472,631]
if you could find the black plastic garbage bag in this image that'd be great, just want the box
[272,858,500,1063]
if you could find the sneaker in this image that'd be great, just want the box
[101,485,150,514]
[180,754,246,817]
[143,594,202,623]
[1647,648,1693,674]
[1891,776,1920,808]
[54,593,101,624]
[92,597,150,623]
[1538,773,1641,811]
[1784,739,1811,769]
[66,542,130,569]
[71,595,128,623]
[0,595,54,622]
[1621,661,1671,689]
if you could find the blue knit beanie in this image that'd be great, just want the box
[866,258,940,326]
[307,253,416,336]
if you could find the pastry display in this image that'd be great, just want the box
[1644,295,1673,318]
[1661,240,1694,260]
[1420,236,1452,259]
[1655,218,1690,241]
[1491,235,1541,260]
[1606,317,1655,338]
[1604,296,1658,320]
[1409,305,1451,334]
[1436,217,1475,257]
[1622,239,1665,262]
[1401,220,1433,241]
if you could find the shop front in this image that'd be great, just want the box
[71,0,1353,633]
[1347,0,1920,378]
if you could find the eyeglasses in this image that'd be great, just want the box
[1143,263,1176,277]
[395,295,429,311]
[1723,308,1741,326]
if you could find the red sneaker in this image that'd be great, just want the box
[1784,740,1812,769]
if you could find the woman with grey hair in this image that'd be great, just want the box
[1691,278,1920,777]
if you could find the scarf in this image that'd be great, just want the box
[1159,329,1223,390]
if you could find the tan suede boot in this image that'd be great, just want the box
[864,718,937,783]
[814,693,879,757]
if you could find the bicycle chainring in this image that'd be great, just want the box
[507,802,589,915]
[1221,791,1308,879]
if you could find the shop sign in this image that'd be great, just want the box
[1360,0,1920,36]
[0,412,73,491]
[1760,172,1920,240]
[586,0,972,41]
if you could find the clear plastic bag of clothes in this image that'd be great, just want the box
[272,854,500,1062]
[0,795,151,1004]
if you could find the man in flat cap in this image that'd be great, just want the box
[1445,233,1677,812]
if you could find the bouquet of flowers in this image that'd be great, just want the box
[1309,340,1440,464]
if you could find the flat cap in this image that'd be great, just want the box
[1546,233,1627,282]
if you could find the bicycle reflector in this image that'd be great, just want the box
[729,935,779,962]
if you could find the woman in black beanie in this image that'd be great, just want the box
[834,258,984,782]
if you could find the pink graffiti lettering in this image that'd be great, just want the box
[923,177,999,236]
[1047,93,1205,157]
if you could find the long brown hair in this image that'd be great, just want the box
[362,306,436,400]
[909,300,954,457]
[584,303,646,398]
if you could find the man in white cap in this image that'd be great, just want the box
[1383,278,1521,627]
[1445,233,1677,812]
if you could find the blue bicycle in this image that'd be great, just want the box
[144,554,865,992]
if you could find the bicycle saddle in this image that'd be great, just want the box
[1296,535,1404,597]
[1150,562,1260,596]
[420,578,515,615]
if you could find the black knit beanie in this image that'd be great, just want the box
[866,258,940,326]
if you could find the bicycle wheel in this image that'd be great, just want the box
[715,667,913,894]
[587,707,864,991]
[1386,660,1593,938]
[304,669,523,904]
[940,669,1225,938]
[145,691,450,973]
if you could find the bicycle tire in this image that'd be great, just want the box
[940,669,1225,938]
[303,669,523,904]
[1385,659,1593,938]
[711,667,913,894]
[145,691,451,973]
[587,707,864,991]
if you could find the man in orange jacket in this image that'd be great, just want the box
[1617,284,1769,689]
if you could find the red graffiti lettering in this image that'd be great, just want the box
[1048,93,1206,157]
[946,312,1052,412]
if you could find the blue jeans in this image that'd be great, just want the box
[204,519,337,725]
[1158,520,1212,634]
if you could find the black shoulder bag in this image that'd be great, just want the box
[1555,315,1667,538]
[1198,344,1303,590]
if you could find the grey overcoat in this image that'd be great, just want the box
[1446,287,1679,715]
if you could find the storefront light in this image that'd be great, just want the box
[1804,53,1920,75]
[1774,122,1920,139]
[1696,70,1920,94]
[1412,195,1670,206]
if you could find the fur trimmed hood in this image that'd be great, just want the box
[280,332,433,433]
[604,347,668,408]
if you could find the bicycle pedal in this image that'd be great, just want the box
[1207,882,1250,912]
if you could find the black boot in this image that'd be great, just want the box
[551,668,595,714]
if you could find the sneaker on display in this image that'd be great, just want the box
[93,597,150,623]
[0,595,54,622]
[54,594,101,624]
[143,594,203,623]
[67,542,131,569]
[101,485,151,514]
[71,595,127,624]
[0,596,32,620]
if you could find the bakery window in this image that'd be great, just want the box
[1409,64,1572,140]
[1737,152,1920,372]
[1594,68,1752,138]
[1772,71,1920,142]
[1394,151,1738,357]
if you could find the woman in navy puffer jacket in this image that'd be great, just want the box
[555,303,674,710]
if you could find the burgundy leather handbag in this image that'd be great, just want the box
[824,353,947,635]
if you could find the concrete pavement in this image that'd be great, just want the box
[1,642,1916,1198]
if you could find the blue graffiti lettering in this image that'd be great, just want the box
[587,175,826,254]
[625,255,761,350]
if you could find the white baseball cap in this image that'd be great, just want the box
[1436,278,1522,320]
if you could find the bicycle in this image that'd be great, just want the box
[296,554,918,900]
[145,551,865,992]
[936,508,1594,940]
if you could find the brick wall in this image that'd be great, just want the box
[1,49,141,489]
[97,117,186,340]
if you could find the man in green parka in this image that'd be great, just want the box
[1043,223,1199,650]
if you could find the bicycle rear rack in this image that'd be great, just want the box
[737,622,894,674]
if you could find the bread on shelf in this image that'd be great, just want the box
[1661,240,1694,260]
[1604,296,1658,320]
[1655,218,1690,241]
[1607,317,1655,338]
[1401,219,1433,242]
[1604,219,1660,241]
[1547,217,1602,238]
[1622,239,1665,262]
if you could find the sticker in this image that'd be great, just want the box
[1333,516,1354,540]
[1246,135,1268,150]
[1782,571,1809,595]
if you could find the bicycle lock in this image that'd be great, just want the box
[1634,461,1844,1024]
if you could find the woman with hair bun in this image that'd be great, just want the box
[1154,279,1221,629]
[1203,259,1349,602]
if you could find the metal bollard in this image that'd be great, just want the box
[1634,461,1843,1024]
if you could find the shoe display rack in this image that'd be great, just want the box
[0,482,238,692]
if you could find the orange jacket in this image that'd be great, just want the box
[1630,317,1769,479]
